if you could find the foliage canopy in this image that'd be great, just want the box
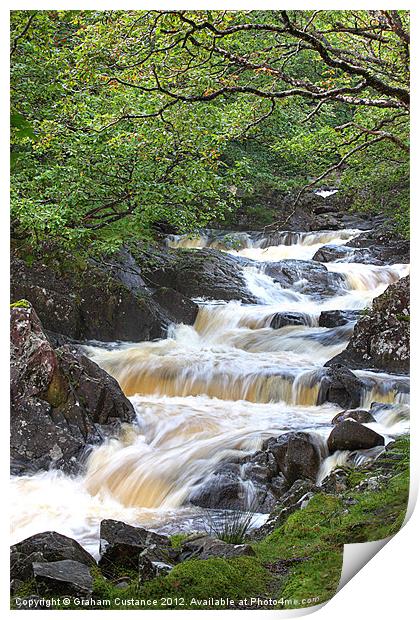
[10,10,410,251]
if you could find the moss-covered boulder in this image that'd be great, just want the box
[10,304,134,474]
[10,250,198,343]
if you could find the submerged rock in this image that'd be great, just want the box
[331,409,376,425]
[348,229,409,265]
[10,304,134,473]
[327,420,385,453]
[189,452,288,513]
[263,260,346,298]
[190,432,323,512]
[32,560,93,597]
[313,244,383,265]
[326,276,410,373]
[270,312,311,329]
[319,310,361,328]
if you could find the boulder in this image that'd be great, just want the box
[263,432,325,484]
[270,312,311,329]
[263,260,346,298]
[179,535,255,562]
[32,560,93,597]
[142,247,257,303]
[11,248,199,343]
[11,532,96,582]
[327,420,385,453]
[319,310,361,328]
[188,453,287,513]
[326,276,410,373]
[10,304,134,473]
[348,228,409,265]
[313,244,354,263]
[151,287,198,325]
[188,464,248,511]
[318,365,364,409]
[331,409,376,425]
[313,244,383,265]
[98,520,176,578]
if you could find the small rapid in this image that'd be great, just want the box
[11,227,410,555]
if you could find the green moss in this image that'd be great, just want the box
[42,369,69,408]
[10,299,31,309]
[138,556,270,608]
[278,548,343,608]
[170,533,189,549]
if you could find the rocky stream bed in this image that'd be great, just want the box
[10,216,410,609]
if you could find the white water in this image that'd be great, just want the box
[11,228,410,556]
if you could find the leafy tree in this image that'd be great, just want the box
[10,10,409,251]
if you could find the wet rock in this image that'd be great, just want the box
[349,228,409,265]
[188,464,247,511]
[331,409,376,425]
[264,432,325,484]
[270,312,311,329]
[151,287,198,325]
[99,520,175,578]
[10,304,134,473]
[326,276,410,373]
[318,364,364,409]
[179,535,255,562]
[320,469,349,494]
[11,245,201,343]
[313,244,383,265]
[313,244,354,263]
[11,532,96,582]
[33,560,93,597]
[189,453,287,513]
[142,247,257,303]
[327,420,385,453]
[263,260,346,298]
[10,254,171,342]
[319,310,361,328]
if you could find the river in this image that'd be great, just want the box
[10,227,410,558]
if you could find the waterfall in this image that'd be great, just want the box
[11,226,410,554]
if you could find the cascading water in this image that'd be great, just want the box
[11,227,410,557]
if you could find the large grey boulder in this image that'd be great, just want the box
[264,432,325,485]
[32,560,93,597]
[10,304,134,474]
[327,420,385,453]
[263,260,346,298]
[142,247,258,303]
[11,531,96,582]
[98,520,176,578]
[327,276,410,373]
